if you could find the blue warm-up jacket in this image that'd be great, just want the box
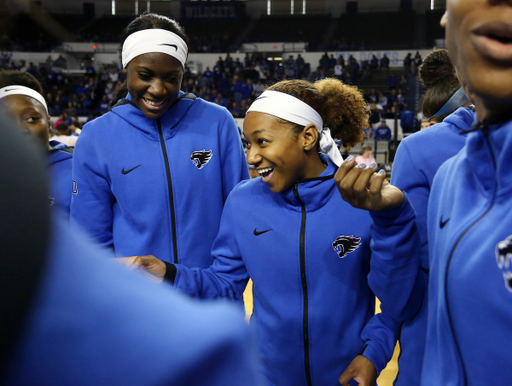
[48,140,73,217]
[173,157,399,386]
[423,116,512,385]
[5,216,262,386]
[389,106,475,385]
[71,92,249,267]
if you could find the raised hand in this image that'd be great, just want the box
[334,156,404,212]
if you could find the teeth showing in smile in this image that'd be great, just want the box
[257,167,274,176]
[144,98,164,107]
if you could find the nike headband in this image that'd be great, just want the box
[0,85,48,114]
[246,90,343,166]
[122,29,188,69]
[428,87,470,120]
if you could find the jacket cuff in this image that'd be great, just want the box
[361,342,387,376]
[370,192,415,225]
[163,262,177,284]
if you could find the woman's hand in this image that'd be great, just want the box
[338,355,377,386]
[116,255,167,283]
[334,157,404,212]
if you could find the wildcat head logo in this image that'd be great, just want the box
[190,149,213,169]
[496,235,512,292]
[332,235,361,258]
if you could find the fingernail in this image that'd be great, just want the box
[356,163,367,169]
[345,155,354,162]
[369,162,377,168]
[378,169,386,175]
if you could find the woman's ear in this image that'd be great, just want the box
[302,124,319,151]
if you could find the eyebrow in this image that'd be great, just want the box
[251,129,270,136]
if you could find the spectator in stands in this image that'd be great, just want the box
[228,101,242,117]
[375,119,391,141]
[334,59,344,80]
[404,52,412,73]
[50,123,78,147]
[253,79,265,98]
[97,95,109,114]
[232,74,243,106]
[0,70,73,217]
[368,101,383,127]
[54,55,67,69]
[367,89,378,103]
[363,121,376,141]
[64,101,77,118]
[388,73,399,90]
[213,92,228,107]
[387,89,398,109]
[71,13,249,273]
[370,55,379,70]
[378,92,388,109]
[413,51,423,73]
[360,64,372,83]
[356,145,376,165]
[380,54,390,69]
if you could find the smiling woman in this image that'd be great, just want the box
[126,78,403,386]
[70,13,249,271]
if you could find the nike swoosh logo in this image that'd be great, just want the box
[440,217,450,229]
[122,165,141,175]
[159,43,178,51]
[254,228,273,236]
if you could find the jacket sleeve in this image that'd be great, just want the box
[361,311,401,375]
[218,109,249,202]
[369,194,426,322]
[174,194,249,302]
[70,123,115,251]
[391,139,430,268]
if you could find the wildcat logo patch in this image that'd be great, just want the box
[190,149,213,169]
[496,235,512,292]
[332,235,361,258]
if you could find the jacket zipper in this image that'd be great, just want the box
[293,183,312,386]
[444,122,497,385]
[157,119,179,264]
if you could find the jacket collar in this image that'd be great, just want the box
[465,119,512,196]
[274,153,337,212]
[110,91,196,140]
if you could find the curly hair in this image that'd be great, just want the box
[266,78,367,149]
[418,49,461,120]
[0,70,44,94]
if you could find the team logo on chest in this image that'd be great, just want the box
[332,235,361,258]
[190,149,213,169]
[496,235,512,292]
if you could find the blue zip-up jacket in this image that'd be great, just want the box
[71,92,249,266]
[173,157,399,386]
[389,106,475,385]
[5,216,262,386]
[48,140,73,218]
[423,117,512,385]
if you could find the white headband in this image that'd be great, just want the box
[246,90,343,166]
[122,29,188,68]
[0,85,48,113]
